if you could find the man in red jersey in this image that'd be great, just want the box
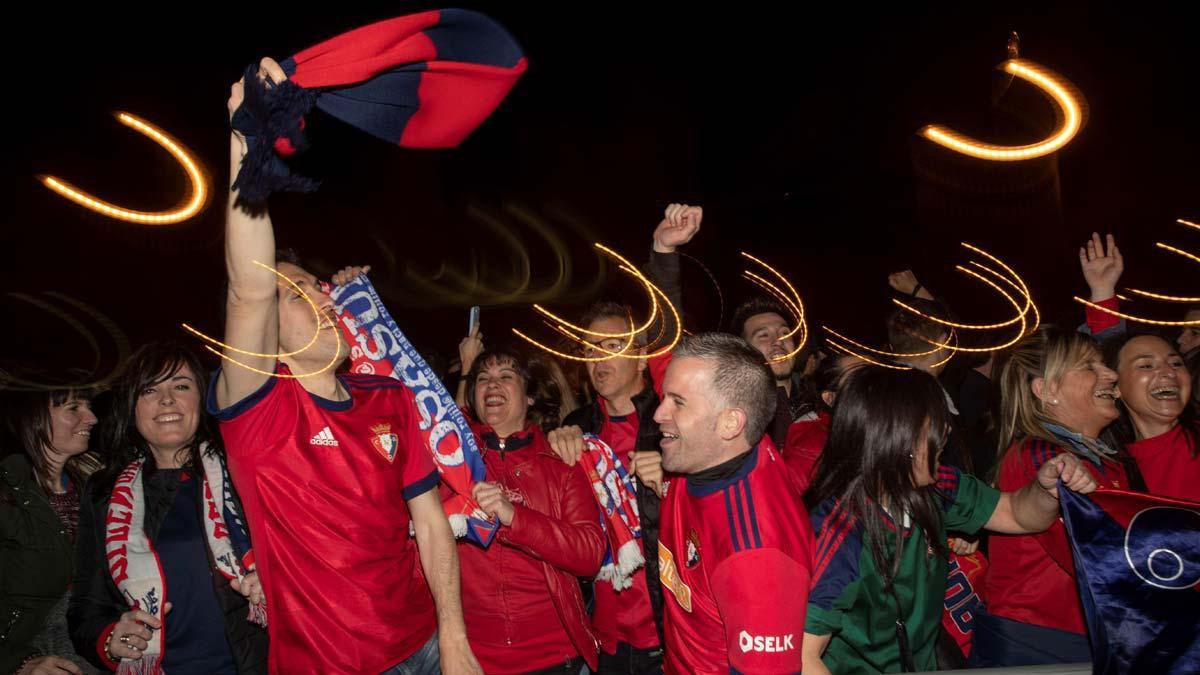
[209,60,477,675]
[653,333,813,674]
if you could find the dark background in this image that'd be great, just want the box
[3,2,1197,386]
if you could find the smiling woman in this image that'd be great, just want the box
[456,345,606,673]
[1102,332,1200,501]
[974,327,1135,667]
[1,384,103,674]
[67,342,268,674]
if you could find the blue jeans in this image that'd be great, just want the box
[380,632,440,675]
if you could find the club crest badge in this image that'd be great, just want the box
[370,423,400,463]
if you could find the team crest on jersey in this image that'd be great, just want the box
[370,423,400,463]
[686,529,701,568]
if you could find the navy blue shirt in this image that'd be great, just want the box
[156,470,236,675]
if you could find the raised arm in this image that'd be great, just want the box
[215,59,290,409]
[1078,232,1125,338]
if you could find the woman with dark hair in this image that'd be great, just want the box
[801,365,1096,674]
[1101,331,1199,500]
[68,342,267,674]
[454,341,605,674]
[1076,233,1200,499]
[2,385,103,675]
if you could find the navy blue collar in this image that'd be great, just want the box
[686,445,758,497]
[308,375,354,412]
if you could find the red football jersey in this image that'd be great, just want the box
[211,364,439,673]
[1128,423,1200,502]
[658,441,813,674]
[987,436,1129,635]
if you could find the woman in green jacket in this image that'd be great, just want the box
[1,387,102,675]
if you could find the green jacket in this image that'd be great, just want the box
[0,454,75,673]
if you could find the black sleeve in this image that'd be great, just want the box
[642,250,684,345]
[67,482,125,670]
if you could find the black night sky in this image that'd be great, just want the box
[3,2,1197,386]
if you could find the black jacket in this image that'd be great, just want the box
[0,454,78,672]
[561,248,683,643]
[564,385,666,643]
[68,463,268,673]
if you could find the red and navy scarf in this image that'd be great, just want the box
[231,8,526,205]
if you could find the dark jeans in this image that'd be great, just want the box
[379,632,440,675]
[523,656,586,675]
[597,642,663,675]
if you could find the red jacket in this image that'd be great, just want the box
[454,423,605,672]
[782,412,830,491]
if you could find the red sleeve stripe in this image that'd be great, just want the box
[813,505,857,583]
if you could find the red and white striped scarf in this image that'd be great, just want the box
[104,447,265,674]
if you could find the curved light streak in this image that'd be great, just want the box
[182,261,343,378]
[920,59,1084,161]
[513,243,683,362]
[824,338,913,371]
[0,293,131,391]
[40,112,209,224]
[823,242,1038,361]
[182,261,324,359]
[1073,297,1200,327]
[1074,221,1200,325]
[1123,288,1200,303]
[740,252,809,364]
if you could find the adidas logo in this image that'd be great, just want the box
[310,426,339,447]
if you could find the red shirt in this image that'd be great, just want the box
[211,365,439,674]
[986,437,1130,635]
[1128,423,1200,501]
[593,407,660,654]
[782,412,830,491]
[658,441,813,674]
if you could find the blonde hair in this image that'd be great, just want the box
[995,326,1101,459]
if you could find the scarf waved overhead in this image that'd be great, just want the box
[104,447,264,674]
[580,434,645,589]
[230,8,527,206]
[329,274,498,547]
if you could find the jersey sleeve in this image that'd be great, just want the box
[711,548,808,673]
[206,365,287,445]
[805,509,863,637]
[1084,296,1122,336]
[936,465,1001,535]
[393,386,439,500]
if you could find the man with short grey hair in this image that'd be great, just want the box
[653,333,813,673]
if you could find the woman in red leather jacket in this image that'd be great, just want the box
[457,344,605,674]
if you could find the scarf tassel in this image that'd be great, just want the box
[245,601,268,628]
[116,653,163,675]
[230,63,321,208]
